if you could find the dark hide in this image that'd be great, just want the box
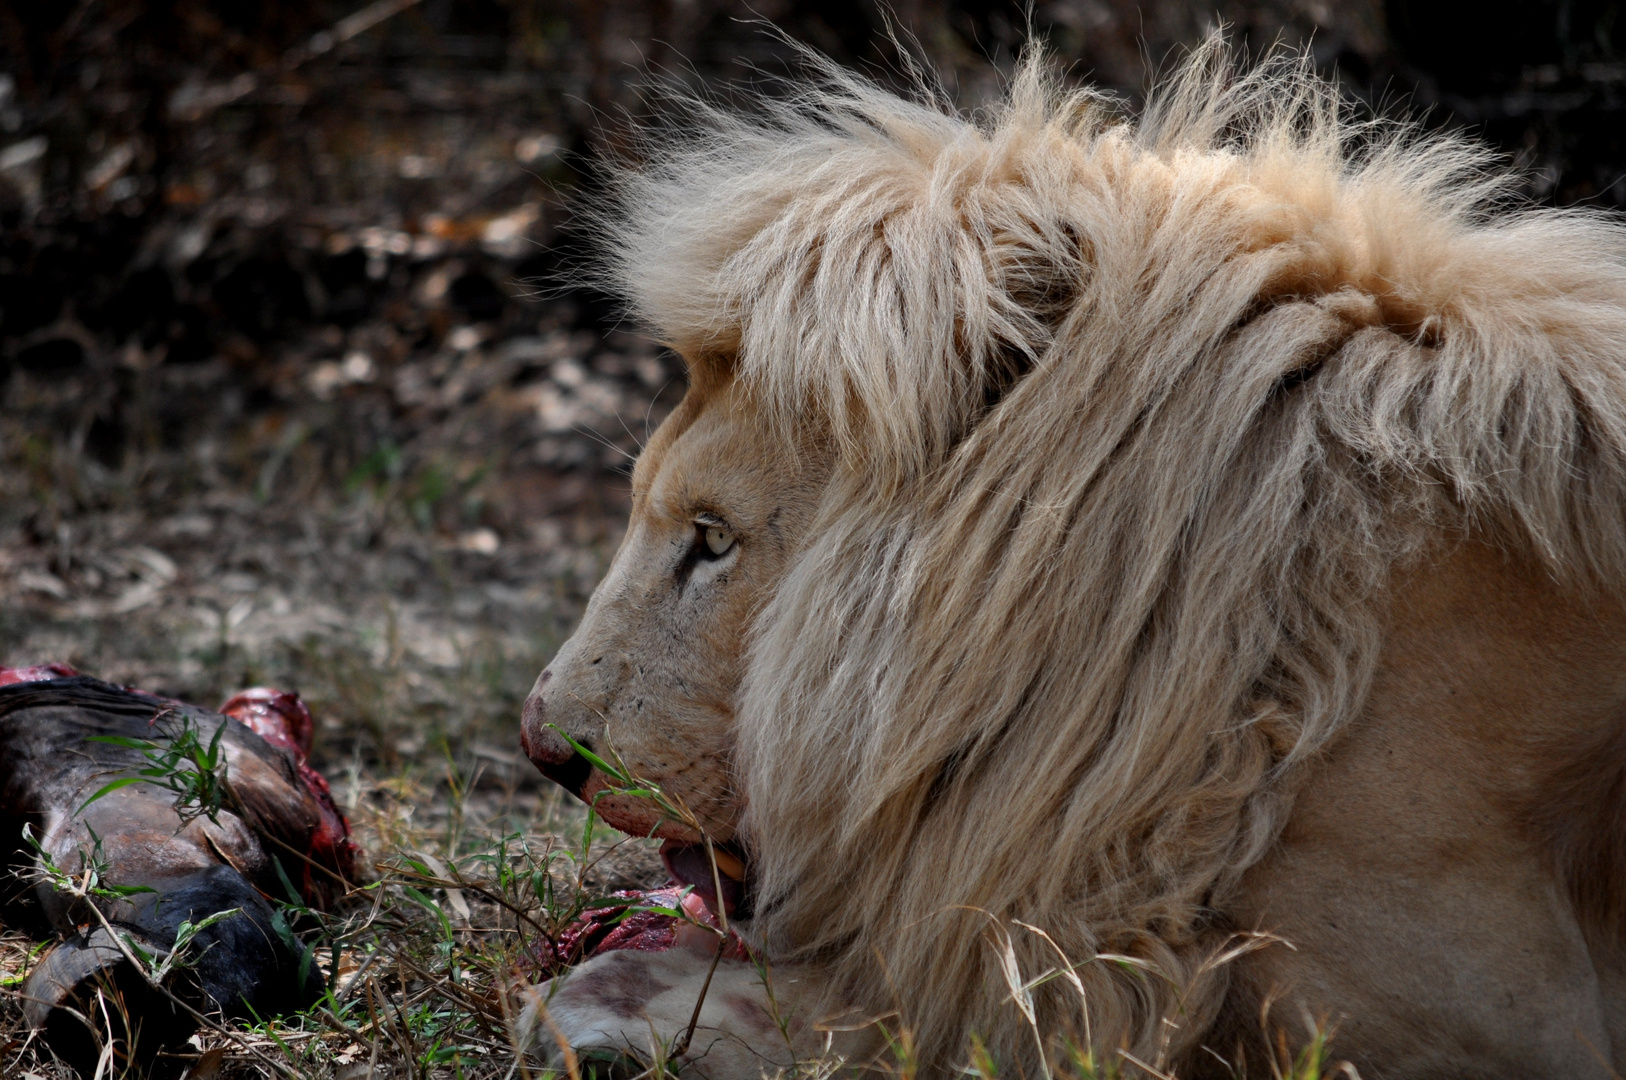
[0,670,359,1075]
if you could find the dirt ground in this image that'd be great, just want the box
[6,1,1626,1076]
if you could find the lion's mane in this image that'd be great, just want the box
[595,40,1626,1071]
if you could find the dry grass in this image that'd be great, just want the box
[0,502,654,1080]
[0,349,1359,1080]
[0,644,673,1080]
[0,252,679,1077]
[0,576,1359,1080]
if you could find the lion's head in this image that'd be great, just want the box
[520,370,831,909]
[523,39,1626,1073]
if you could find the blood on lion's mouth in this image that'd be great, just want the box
[660,839,751,919]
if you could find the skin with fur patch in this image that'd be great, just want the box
[521,40,1626,1078]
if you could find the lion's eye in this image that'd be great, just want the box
[700,523,736,559]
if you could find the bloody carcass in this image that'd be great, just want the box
[0,664,360,1074]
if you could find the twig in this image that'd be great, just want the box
[379,868,552,939]
[364,979,400,1079]
[387,955,423,1078]
[169,0,428,120]
[329,947,383,1007]
[704,835,730,937]
[393,953,505,1029]
[1119,1048,1179,1080]
[670,937,725,1060]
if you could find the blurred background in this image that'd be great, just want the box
[3,0,1626,773]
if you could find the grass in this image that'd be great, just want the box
[0,710,675,1080]
[0,716,1362,1079]
[0,547,1362,1079]
[0,307,1356,1080]
[0,426,657,1076]
[0,636,1367,1080]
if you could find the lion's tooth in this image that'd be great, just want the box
[711,847,745,881]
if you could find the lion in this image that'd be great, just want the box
[518,39,1626,1079]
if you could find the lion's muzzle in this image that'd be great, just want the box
[520,674,592,797]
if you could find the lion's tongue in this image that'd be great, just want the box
[660,840,745,919]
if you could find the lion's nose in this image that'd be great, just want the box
[519,676,593,799]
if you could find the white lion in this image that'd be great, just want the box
[519,38,1626,1079]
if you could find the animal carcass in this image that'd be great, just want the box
[0,665,359,1074]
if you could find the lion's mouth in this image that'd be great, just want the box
[660,839,751,920]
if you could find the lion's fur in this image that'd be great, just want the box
[594,40,1626,1070]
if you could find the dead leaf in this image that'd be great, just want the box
[184,1047,225,1080]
